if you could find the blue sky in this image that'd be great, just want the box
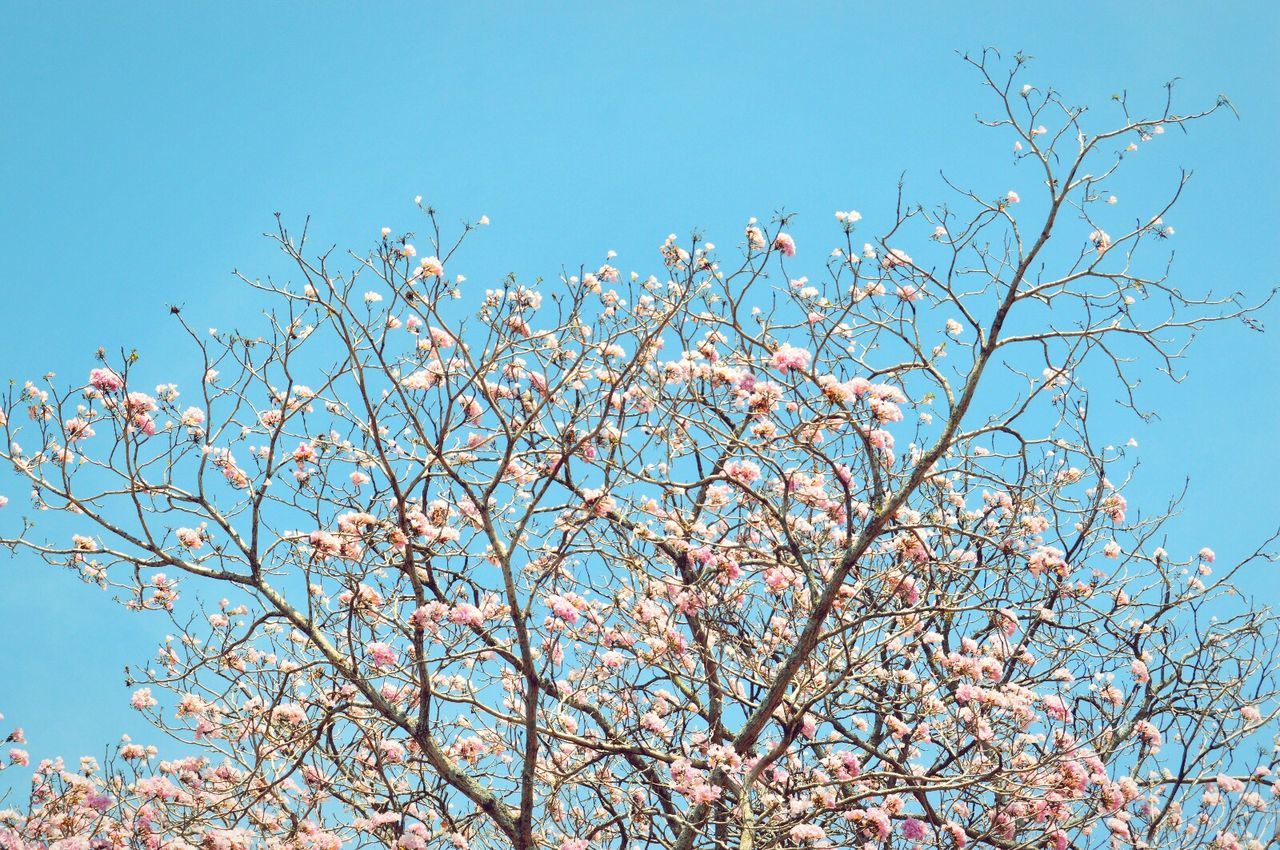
[1,2,1276,770]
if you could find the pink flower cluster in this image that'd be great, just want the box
[770,342,811,374]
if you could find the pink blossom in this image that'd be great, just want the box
[418,256,444,277]
[773,232,796,256]
[1134,719,1162,748]
[881,248,913,269]
[309,530,341,558]
[788,825,826,843]
[1028,546,1069,578]
[764,565,799,592]
[63,416,95,442]
[770,343,811,374]
[1131,658,1150,685]
[366,641,398,669]
[686,783,721,805]
[378,738,407,765]
[547,594,581,625]
[130,687,157,710]
[1216,774,1245,794]
[1095,491,1126,524]
[271,703,307,725]
[1041,694,1073,722]
[449,603,485,627]
[175,527,204,550]
[125,391,156,414]
[89,368,124,393]
[901,818,929,841]
[724,459,761,485]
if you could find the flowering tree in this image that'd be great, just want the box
[2,52,1278,850]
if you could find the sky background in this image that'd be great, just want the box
[1,2,1277,770]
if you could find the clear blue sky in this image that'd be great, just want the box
[1,2,1276,769]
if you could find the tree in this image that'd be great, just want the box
[1,51,1277,850]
